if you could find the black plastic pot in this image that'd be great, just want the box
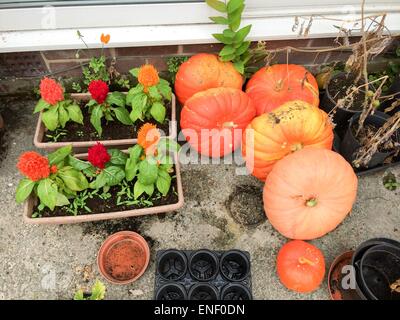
[188,283,219,300]
[340,111,399,169]
[333,132,341,153]
[352,238,400,300]
[157,249,187,281]
[220,250,250,282]
[321,72,362,129]
[359,245,400,300]
[189,250,219,281]
[155,283,187,300]
[220,283,252,300]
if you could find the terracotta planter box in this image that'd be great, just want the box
[23,152,184,225]
[33,92,177,152]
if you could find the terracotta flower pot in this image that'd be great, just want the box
[97,231,150,285]
[22,152,184,224]
[33,93,177,152]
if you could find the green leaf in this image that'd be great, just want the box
[108,149,128,166]
[159,155,174,171]
[106,92,126,108]
[125,159,138,182]
[235,40,251,56]
[233,60,245,74]
[37,178,58,210]
[148,86,162,101]
[48,145,72,165]
[16,178,36,203]
[58,105,70,128]
[67,155,91,171]
[150,102,166,123]
[134,180,154,199]
[59,167,89,191]
[126,84,144,105]
[128,144,143,162]
[129,68,140,78]
[206,0,227,12]
[90,105,104,137]
[113,107,133,125]
[92,171,107,189]
[56,193,70,206]
[223,29,236,38]
[90,280,106,300]
[158,138,180,154]
[220,45,236,56]
[67,104,84,124]
[227,0,243,14]
[34,99,50,113]
[130,93,147,122]
[156,82,172,101]
[209,16,229,24]
[234,24,252,43]
[213,33,233,45]
[229,4,244,31]
[73,289,84,300]
[138,159,158,185]
[42,107,59,131]
[103,166,125,186]
[219,53,236,62]
[156,170,171,196]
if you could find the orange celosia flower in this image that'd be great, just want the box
[39,77,64,105]
[17,152,50,182]
[137,123,160,153]
[100,33,110,45]
[138,64,159,90]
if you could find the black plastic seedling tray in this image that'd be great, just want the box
[154,249,252,300]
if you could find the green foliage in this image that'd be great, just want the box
[34,98,84,131]
[15,146,90,211]
[88,92,132,137]
[383,172,399,191]
[207,0,252,74]
[74,280,106,301]
[72,82,82,93]
[166,56,189,83]
[45,128,68,142]
[82,56,110,87]
[127,70,172,124]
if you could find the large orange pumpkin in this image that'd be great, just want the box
[175,53,243,104]
[264,148,358,240]
[277,240,325,293]
[242,100,333,181]
[181,87,256,158]
[246,64,319,115]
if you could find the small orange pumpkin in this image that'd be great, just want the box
[277,240,325,293]
[242,100,333,181]
[181,87,256,158]
[246,64,319,115]
[175,53,243,104]
[264,148,358,240]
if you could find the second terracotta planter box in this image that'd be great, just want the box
[34,93,177,152]
[23,152,184,225]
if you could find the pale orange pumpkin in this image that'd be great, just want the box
[181,87,256,158]
[175,53,243,104]
[264,148,358,240]
[242,100,333,181]
[277,240,325,293]
[246,64,319,115]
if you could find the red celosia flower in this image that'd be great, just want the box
[88,142,110,169]
[39,77,64,105]
[17,151,50,182]
[50,165,58,174]
[88,80,109,104]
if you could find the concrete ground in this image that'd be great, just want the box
[0,97,399,300]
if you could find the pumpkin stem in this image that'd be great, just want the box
[290,143,303,152]
[222,121,238,128]
[306,198,318,207]
[298,256,315,266]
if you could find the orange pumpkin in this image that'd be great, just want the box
[264,148,358,240]
[246,64,319,115]
[277,240,325,293]
[175,53,243,104]
[181,87,256,158]
[242,100,333,181]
